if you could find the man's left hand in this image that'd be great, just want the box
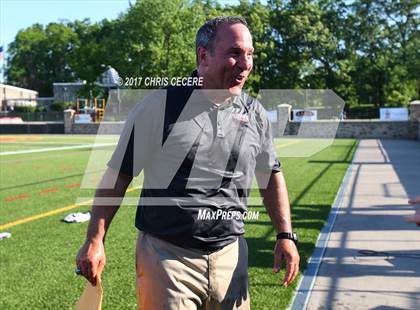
[405,207,420,226]
[273,239,300,287]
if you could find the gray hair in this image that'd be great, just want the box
[195,16,248,65]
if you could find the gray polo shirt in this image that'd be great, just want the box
[108,80,281,251]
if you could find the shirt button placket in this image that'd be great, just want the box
[216,110,224,138]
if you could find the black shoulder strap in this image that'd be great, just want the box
[219,95,253,191]
[165,86,204,191]
[162,85,195,146]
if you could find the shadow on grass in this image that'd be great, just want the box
[307,140,357,165]
[245,203,339,279]
[289,141,357,207]
[244,142,359,290]
[246,236,315,273]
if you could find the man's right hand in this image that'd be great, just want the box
[74,168,131,286]
[76,240,106,286]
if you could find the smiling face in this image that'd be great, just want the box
[197,23,254,96]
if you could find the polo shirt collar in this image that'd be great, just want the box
[192,69,244,109]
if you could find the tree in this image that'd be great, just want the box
[267,0,333,90]
[5,0,419,106]
[6,23,78,96]
[68,19,109,85]
[380,0,420,103]
[115,0,209,80]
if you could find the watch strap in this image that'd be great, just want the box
[276,232,298,245]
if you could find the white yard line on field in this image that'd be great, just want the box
[0,141,99,145]
[0,143,117,156]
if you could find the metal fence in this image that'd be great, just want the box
[0,111,64,122]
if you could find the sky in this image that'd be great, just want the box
[0,0,238,82]
[0,0,239,53]
[0,0,132,81]
[1,0,131,53]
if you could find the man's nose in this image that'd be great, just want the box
[237,54,253,71]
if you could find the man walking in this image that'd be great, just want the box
[76,16,299,309]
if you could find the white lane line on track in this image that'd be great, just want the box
[0,143,117,156]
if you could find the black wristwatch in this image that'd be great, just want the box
[276,232,298,245]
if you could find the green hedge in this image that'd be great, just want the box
[49,101,74,111]
[13,106,36,113]
[346,106,379,119]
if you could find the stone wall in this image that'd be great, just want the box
[418,121,420,140]
[272,100,420,140]
[409,100,420,121]
[63,106,419,139]
[64,109,124,134]
[273,120,418,139]
[71,122,125,135]
[70,119,417,139]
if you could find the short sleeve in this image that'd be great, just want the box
[107,92,164,177]
[107,117,137,177]
[255,105,282,173]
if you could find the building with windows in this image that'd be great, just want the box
[0,84,38,111]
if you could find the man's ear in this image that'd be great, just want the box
[197,47,209,67]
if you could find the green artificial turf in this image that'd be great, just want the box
[0,135,357,309]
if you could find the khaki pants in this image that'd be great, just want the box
[136,232,250,310]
